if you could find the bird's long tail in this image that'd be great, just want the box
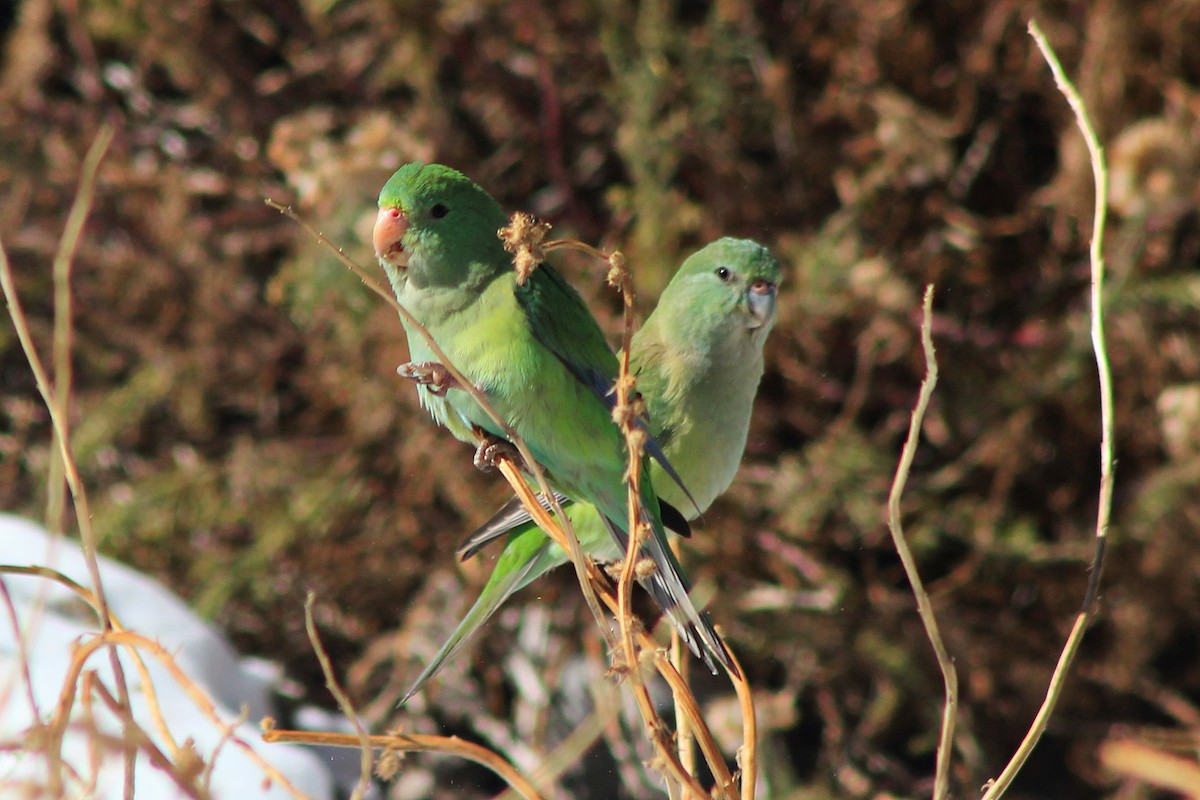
[599,513,737,677]
[400,530,552,705]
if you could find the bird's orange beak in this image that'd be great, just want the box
[373,206,409,267]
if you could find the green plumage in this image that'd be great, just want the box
[398,235,781,702]
[374,164,741,694]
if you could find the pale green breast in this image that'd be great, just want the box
[648,327,768,515]
[397,292,478,445]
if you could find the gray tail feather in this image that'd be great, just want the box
[599,516,737,677]
[457,492,571,561]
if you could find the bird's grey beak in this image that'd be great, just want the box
[747,280,777,328]
[373,206,409,269]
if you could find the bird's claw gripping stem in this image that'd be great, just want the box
[397,361,458,396]
[473,435,525,473]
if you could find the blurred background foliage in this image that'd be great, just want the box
[2,0,1200,797]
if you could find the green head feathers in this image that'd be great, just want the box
[375,162,510,289]
[657,237,781,335]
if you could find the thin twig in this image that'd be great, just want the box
[539,237,642,645]
[492,458,738,798]
[0,567,309,799]
[672,627,696,777]
[80,671,103,796]
[303,592,373,800]
[46,125,113,537]
[885,285,957,800]
[1098,739,1200,797]
[263,201,522,453]
[2,565,185,761]
[87,680,205,800]
[263,728,545,800]
[0,125,140,799]
[121,644,181,760]
[727,644,758,800]
[499,237,743,799]
[612,250,721,800]
[981,20,1113,798]
[0,578,40,720]
[607,251,683,795]
[646,649,737,798]
[503,702,614,800]
[72,128,139,800]
[201,705,247,797]
[264,200,397,309]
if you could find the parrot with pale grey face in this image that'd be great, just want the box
[396,236,781,703]
[372,163,743,685]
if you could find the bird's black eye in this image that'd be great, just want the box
[715,266,733,282]
[430,203,449,219]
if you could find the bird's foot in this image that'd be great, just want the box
[397,361,457,396]
[473,434,524,473]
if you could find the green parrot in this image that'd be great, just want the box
[372,163,737,681]
[399,237,781,702]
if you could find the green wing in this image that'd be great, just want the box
[514,265,696,509]
[514,265,619,404]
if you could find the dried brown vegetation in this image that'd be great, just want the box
[3,1,1200,797]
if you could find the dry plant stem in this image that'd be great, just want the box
[886,285,957,800]
[493,458,738,799]
[87,679,205,800]
[0,566,308,800]
[0,125,139,799]
[0,578,40,719]
[665,534,696,780]
[80,671,102,796]
[541,236,650,643]
[303,592,372,800]
[500,236,745,799]
[577,239,752,798]
[263,728,545,800]
[1098,739,1200,797]
[264,200,520,456]
[607,254,691,798]
[202,705,248,796]
[0,565,183,760]
[57,629,310,799]
[265,201,600,637]
[120,634,180,757]
[648,652,737,798]
[47,126,112,535]
[615,252,717,799]
[728,646,758,800]
[672,630,696,777]
[264,200,396,307]
[62,126,137,800]
[543,238,610,261]
[499,701,615,800]
[981,21,1115,800]
[262,202,518,450]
